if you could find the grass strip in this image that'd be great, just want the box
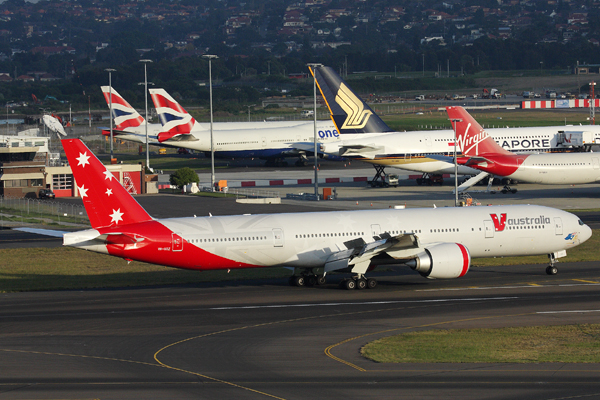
[0,247,290,292]
[362,324,600,363]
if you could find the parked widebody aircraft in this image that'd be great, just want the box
[447,106,600,185]
[25,138,591,289]
[100,86,343,166]
[312,66,600,183]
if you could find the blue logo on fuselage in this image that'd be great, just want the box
[318,129,339,139]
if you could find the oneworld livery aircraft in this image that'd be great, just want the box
[312,66,600,182]
[447,106,600,185]
[21,138,591,288]
[101,86,345,166]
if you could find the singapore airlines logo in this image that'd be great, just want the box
[335,83,372,129]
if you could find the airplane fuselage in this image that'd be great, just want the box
[64,205,589,271]
[470,152,600,184]
[322,125,600,175]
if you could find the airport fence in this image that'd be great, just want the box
[0,196,90,226]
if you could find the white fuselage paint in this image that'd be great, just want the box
[508,152,600,184]
[113,120,344,154]
[120,205,589,269]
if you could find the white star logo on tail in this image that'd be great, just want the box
[78,184,88,198]
[77,152,90,167]
[105,188,113,196]
[103,170,114,181]
[109,209,124,224]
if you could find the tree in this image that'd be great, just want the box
[169,167,199,189]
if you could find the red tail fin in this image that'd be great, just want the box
[446,106,512,157]
[61,139,153,229]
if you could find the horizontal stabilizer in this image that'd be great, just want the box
[157,131,197,143]
[14,227,69,238]
[454,171,490,194]
[339,144,384,159]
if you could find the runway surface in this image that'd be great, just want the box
[2,182,600,399]
[1,262,599,399]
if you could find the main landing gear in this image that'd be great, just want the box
[339,274,377,290]
[289,271,327,287]
[546,253,558,275]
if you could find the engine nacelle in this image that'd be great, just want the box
[406,243,470,279]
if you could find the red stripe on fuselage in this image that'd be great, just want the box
[99,220,260,270]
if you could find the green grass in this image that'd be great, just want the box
[379,109,591,132]
[361,324,600,363]
[0,247,291,292]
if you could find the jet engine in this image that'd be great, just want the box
[406,243,470,279]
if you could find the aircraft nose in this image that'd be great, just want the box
[581,222,593,244]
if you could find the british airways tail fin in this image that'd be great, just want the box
[310,66,393,135]
[101,86,145,131]
[149,88,196,142]
[61,139,153,229]
[446,106,513,157]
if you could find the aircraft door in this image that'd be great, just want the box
[593,157,599,169]
[371,224,381,238]
[484,220,494,238]
[273,228,284,247]
[425,136,432,147]
[554,218,563,235]
[172,233,183,252]
[261,137,267,148]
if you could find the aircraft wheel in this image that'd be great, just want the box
[356,278,367,290]
[293,275,306,287]
[305,275,317,287]
[367,278,378,289]
[343,279,356,290]
[546,266,558,275]
[316,275,327,285]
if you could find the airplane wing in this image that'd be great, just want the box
[338,144,384,159]
[324,233,419,274]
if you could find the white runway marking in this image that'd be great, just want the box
[209,296,518,310]
[537,310,600,314]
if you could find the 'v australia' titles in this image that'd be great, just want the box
[491,213,551,232]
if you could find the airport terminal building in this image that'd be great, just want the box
[0,133,147,198]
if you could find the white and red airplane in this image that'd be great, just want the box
[40,138,591,288]
[447,106,600,184]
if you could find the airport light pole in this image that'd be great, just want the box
[105,68,116,161]
[140,59,153,171]
[246,104,256,122]
[307,63,323,199]
[203,54,218,191]
[450,118,462,207]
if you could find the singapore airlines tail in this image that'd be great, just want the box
[149,88,196,143]
[61,139,153,229]
[310,65,393,135]
[101,86,145,131]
